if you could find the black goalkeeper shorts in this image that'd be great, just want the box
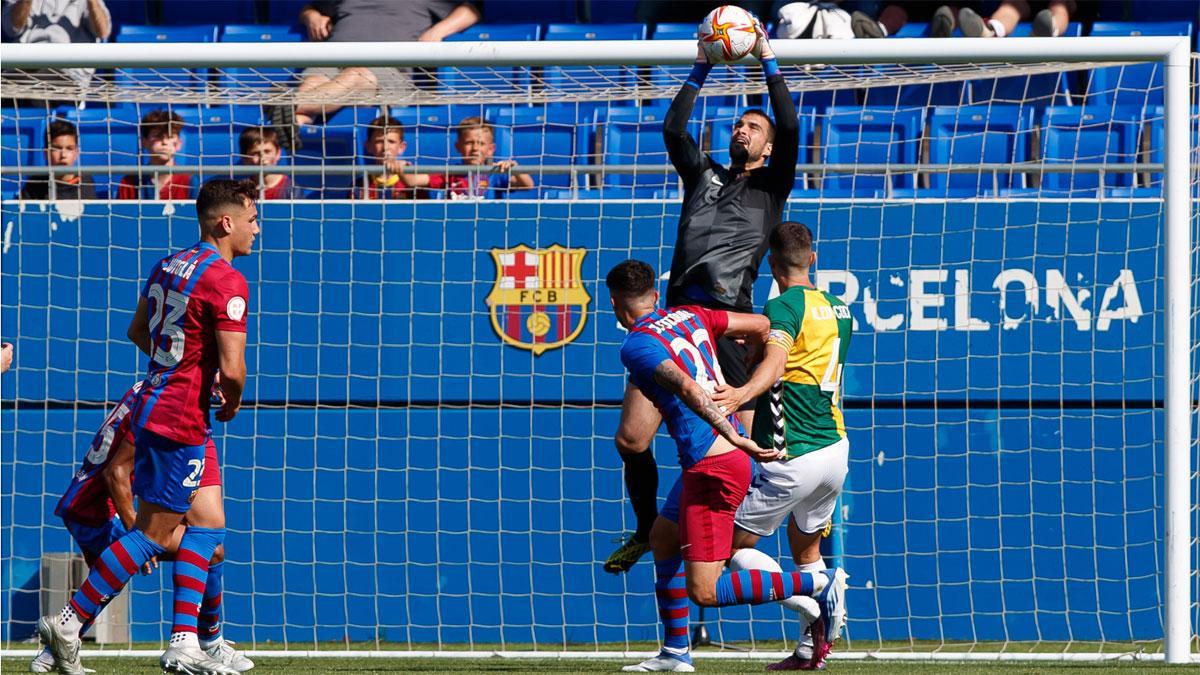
[715,336,756,412]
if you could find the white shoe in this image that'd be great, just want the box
[160,644,239,675]
[204,639,255,672]
[29,645,97,674]
[621,650,695,672]
[814,568,848,645]
[36,616,84,675]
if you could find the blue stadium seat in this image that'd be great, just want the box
[708,106,814,190]
[295,107,383,195]
[1038,105,1143,194]
[154,2,256,25]
[438,25,539,98]
[876,188,987,199]
[490,106,581,189]
[598,105,695,196]
[217,26,302,90]
[115,26,218,90]
[821,107,924,195]
[892,22,930,38]
[651,23,697,39]
[543,24,646,118]
[389,105,457,165]
[1143,105,1200,189]
[2,108,52,197]
[542,188,606,199]
[1008,21,1083,37]
[483,0,576,24]
[1086,22,1193,106]
[928,105,1034,193]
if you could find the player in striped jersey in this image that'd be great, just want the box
[713,222,853,670]
[31,381,252,673]
[39,179,259,675]
[607,260,847,673]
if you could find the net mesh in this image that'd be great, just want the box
[0,51,1197,659]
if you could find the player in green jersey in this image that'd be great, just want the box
[712,221,852,670]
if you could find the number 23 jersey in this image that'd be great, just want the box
[620,306,742,470]
[131,241,249,445]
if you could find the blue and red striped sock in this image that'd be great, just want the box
[654,556,690,655]
[69,530,164,624]
[170,527,225,636]
[714,569,814,606]
[197,560,224,646]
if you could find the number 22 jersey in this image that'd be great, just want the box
[130,241,249,446]
[619,306,743,469]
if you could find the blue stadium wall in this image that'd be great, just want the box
[0,199,1182,645]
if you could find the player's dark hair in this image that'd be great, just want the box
[366,114,405,143]
[769,221,814,269]
[606,260,657,298]
[46,119,79,146]
[740,108,776,142]
[196,178,258,222]
[139,109,185,139]
[239,126,280,155]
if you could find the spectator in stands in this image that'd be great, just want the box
[20,119,97,200]
[1,0,111,90]
[270,0,481,149]
[399,117,534,199]
[238,127,303,199]
[958,0,1076,37]
[1,342,11,374]
[850,2,981,38]
[116,110,196,200]
[352,114,415,200]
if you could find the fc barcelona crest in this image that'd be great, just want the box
[486,244,591,355]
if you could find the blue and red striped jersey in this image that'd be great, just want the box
[619,305,741,469]
[56,383,141,526]
[130,241,249,445]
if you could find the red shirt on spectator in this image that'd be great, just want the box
[353,175,414,200]
[116,172,195,200]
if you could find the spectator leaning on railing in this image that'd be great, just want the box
[1,0,111,89]
[399,117,535,199]
[21,118,97,200]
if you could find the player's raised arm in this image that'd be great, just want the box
[663,46,711,185]
[126,296,152,357]
[722,311,770,343]
[754,26,799,192]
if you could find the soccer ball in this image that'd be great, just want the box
[699,5,760,64]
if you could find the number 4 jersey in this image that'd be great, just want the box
[131,241,249,445]
[620,306,743,469]
[751,286,853,458]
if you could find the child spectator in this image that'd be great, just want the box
[116,109,196,200]
[400,117,534,199]
[238,126,303,199]
[352,114,414,200]
[20,119,97,200]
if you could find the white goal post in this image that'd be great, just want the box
[0,36,1194,664]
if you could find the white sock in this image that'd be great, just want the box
[793,559,828,657]
[57,605,82,637]
[877,22,888,37]
[988,19,1007,38]
[169,631,200,649]
[729,548,807,613]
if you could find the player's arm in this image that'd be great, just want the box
[651,359,780,462]
[756,28,799,191]
[102,435,137,530]
[126,296,152,357]
[713,342,786,412]
[722,311,770,343]
[215,330,247,422]
[663,46,711,185]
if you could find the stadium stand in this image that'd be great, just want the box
[1039,105,1143,194]
[927,105,1035,194]
[821,107,924,195]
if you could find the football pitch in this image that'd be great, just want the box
[1,656,1184,674]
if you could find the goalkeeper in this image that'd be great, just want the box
[606,21,799,574]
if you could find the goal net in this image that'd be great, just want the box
[0,38,1196,663]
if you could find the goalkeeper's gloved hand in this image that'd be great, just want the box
[751,20,775,61]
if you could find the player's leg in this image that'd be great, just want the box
[714,336,755,430]
[606,382,663,574]
[622,479,694,673]
[38,428,201,675]
[187,440,254,672]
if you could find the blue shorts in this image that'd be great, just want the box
[63,514,127,562]
[132,426,208,513]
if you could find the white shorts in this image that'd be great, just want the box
[734,437,849,536]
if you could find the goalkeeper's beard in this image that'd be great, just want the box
[729,142,755,166]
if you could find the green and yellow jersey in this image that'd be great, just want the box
[751,286,853,458]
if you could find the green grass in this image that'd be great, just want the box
[3,656,1188,674]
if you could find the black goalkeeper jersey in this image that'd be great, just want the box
[663,73,798,313]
